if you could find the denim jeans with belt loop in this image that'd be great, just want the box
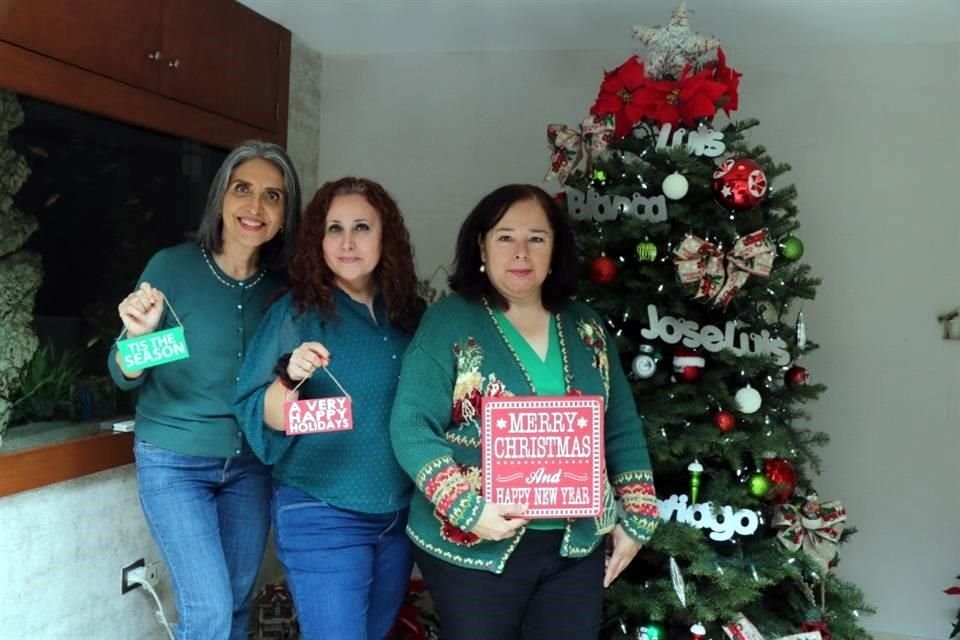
[134,437,271,640]
[272,484,413,640]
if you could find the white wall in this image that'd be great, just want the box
[0,462,286,639]
[311,42,960,638]
[737,42,960,637]
[0,466,174,639]
[315,49,623,279]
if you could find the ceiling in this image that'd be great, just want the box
[238,0,960,56]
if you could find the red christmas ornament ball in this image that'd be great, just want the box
[713,410,736,432]
[763,457,797,504]
[588,255,618,284]
[672,348,705,383]
[785,365,810,388]
[712,157,768,211]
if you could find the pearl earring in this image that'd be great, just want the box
[479,263,485,273]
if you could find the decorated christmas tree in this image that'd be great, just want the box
[544,4,872,639]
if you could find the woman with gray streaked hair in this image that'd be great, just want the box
[107,140,301,640]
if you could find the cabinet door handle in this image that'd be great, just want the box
[168,59,180,69]
[147,51,162,61]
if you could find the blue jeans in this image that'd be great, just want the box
[272,485,412,640]
[134,438,271,640]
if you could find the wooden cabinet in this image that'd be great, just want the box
[0,1,164,92]
[160,0,283,132]
[0,0,288,138]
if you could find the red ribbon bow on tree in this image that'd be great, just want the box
[673,229,775,307]
[544,115,614,185]
[772,495,847,572]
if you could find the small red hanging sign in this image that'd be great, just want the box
[284,396,353,436]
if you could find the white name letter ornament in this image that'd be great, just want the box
[640,305,789,365]
[658,494,759,542]
[656,123,726,158]
[564,187,667,223]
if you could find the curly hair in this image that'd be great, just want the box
[289,177,425,333]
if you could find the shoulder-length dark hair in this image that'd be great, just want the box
[289,177,424,333]
[448,184,578,312]
[196,140,302,271]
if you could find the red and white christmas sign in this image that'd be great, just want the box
[482,395,604,518]
[284,396,353,436]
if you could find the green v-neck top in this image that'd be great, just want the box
[492,310,565,394]
[492,310,566,530]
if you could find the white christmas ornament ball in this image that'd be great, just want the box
[662,172,689,200]
[734,385,762,414]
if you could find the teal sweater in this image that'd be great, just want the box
[234,290,413,514]
[389,295,659,573]
[107,242,282,458]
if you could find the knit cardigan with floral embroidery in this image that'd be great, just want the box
[389,294,659,574]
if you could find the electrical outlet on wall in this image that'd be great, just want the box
[121,558,145,594]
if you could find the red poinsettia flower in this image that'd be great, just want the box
[590,55,649,138]
[708,48,742,114]
[631,65,728,127]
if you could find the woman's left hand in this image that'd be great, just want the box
[603,524,642,588]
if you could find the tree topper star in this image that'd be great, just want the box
[632,1,722,79]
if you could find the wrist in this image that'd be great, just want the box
[273,353,298,389]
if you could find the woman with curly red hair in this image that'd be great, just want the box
[235,177,424,640]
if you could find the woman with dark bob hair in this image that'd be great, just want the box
[390,184,659,639]
[108,140,302,640]
[236,177,425,639]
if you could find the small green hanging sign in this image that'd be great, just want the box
[117,326,190,371]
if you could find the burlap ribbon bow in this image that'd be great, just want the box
[544,115,614,185]
[673,229,775,307]
[772,496,847,571]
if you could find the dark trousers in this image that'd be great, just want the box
[414,530,605,640]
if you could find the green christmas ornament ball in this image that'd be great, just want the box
[636,240,658,262]
[642,623,666,640]
[779,236,804,261]
[748,473,772,497]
